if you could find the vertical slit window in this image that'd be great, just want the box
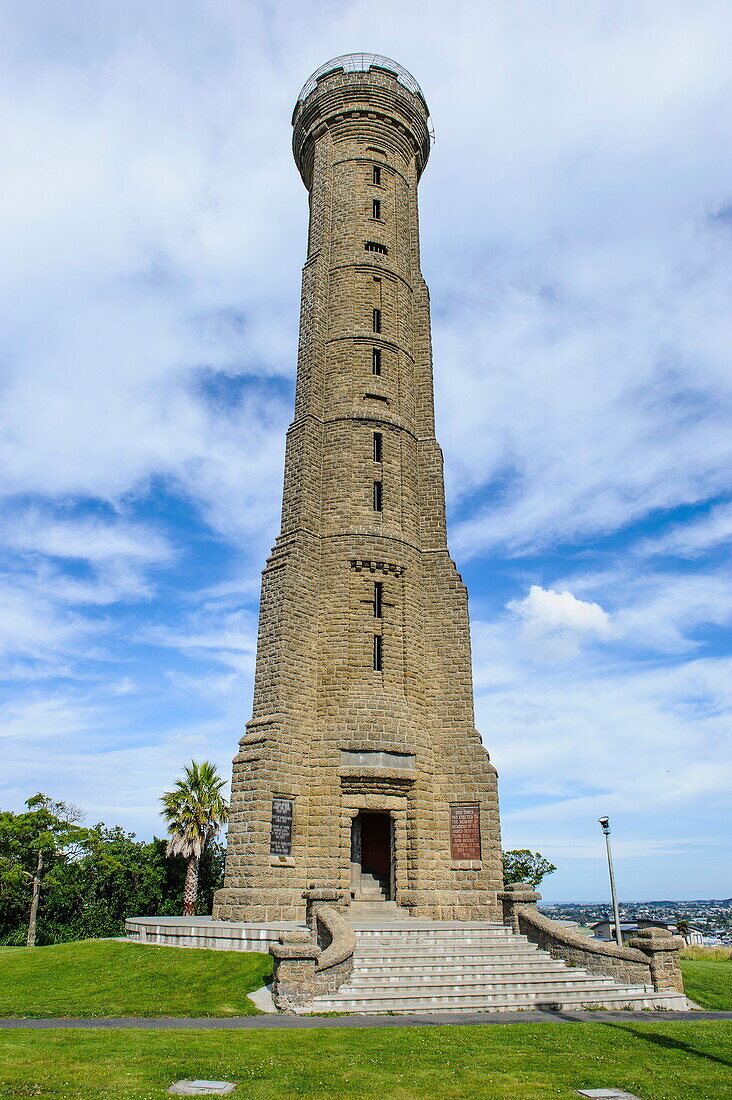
[372,308,381,333]
[373,582,383,618]
[372,348,381,375]
[372,165,381,185]
[372,198,381,219]
[373,480,383,511]
[373,432,383,463]
[373,634,383,671]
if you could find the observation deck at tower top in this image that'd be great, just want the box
[296,54,429,115]
[292,54,432,186]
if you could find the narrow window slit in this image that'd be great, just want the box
[372,348,382,375]
[373,582,383,618]
[372,199,381,219]
[373,634,383,671]
[373,480,383,511]
[372,165,381,185]
[373,432,383,462]
[372,308,381,333]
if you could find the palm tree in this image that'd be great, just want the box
[160,761,229,917]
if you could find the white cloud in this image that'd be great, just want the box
[508,585,615,655]
[0,579,98,666]
[424,2,732,557]
[149,619,257,671]
[3,512,174,566]
[545,565,732,655]
[637,502,732,559]
[473,612,732,895]
[615,571,732,652]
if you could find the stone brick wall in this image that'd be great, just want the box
[215,58,502,924]
[498,884,685,995]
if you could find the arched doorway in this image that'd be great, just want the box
[350,811,393,901]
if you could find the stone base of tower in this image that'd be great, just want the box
[401,883,503,924]
[212,886,502,925]
[214,738,504,924]
[212,886,308,924]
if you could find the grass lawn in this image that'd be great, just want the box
[0,940,272,1019]
[681,959,732,1011]
[3,940,731,1020]
[0,1022,729,1099]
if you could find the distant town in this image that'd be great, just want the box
[540,898,732,945]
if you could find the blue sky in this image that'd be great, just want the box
[1,0,731,903]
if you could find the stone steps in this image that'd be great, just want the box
[310,988,681,1013]
[354,872,390,903]
[302,919,687,1015]
[349,901,407,921]
[353,920,509,931]
[359,927,515,936]
[356,942,542,957]
[354,931,516,942]
[354,963,581,980]
[355,948,556,962]
[356,949,553,964]
[346,976,633,994]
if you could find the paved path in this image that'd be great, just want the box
[1,1009,730,1030]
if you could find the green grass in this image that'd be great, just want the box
[681,945,732,962]
[0,940,272,1019]
[3,940,731,1021]
[0,1022,729,1099]
[681,958,732,1011]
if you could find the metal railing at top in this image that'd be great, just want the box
[297,53,425,105]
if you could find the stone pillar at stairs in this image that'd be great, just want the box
[628,927,685,993]
[498,882,540,934]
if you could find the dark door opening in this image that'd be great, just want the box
[351,811,392,901]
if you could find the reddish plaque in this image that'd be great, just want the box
[450,803,481,860]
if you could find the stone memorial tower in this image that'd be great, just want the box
[214,54,502,923]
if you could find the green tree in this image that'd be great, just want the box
[0,794,85,946]
[40,826,173,942]
[502,849,557,889]
[160,761,228,916]
[0,806,228,946]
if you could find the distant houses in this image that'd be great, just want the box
[590,918,704,946]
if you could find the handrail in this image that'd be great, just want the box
[270,888,355,1010]
[498,883,684,994]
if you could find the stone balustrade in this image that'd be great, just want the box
[270,888,356,1010]
[498,883,684,996]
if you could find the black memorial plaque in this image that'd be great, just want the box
[450,803,481,860]
[270,797,293,856]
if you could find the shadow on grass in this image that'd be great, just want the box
[601,1022,732,1070]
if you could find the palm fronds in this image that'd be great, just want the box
[160,760,229,861]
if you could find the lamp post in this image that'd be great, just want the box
[598,816,622,946]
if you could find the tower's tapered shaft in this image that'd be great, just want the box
[214,55,502,922]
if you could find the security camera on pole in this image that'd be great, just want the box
[598,816,622,946]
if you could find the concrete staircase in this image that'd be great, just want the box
[305,917,688,1014]
[354,871,390,902]
[349,899,409,921]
